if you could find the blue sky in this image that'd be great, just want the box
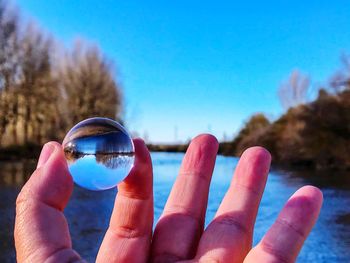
[15,0,350,143]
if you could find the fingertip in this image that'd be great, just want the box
[44,141,68,170]
[289,186,323,213]
[241,146,272,164]
[119,137,153,199]
[235,146,271,185]
[186,134,219,162]
[133,137,145,145]
[193,133,218,143]
[46,141,63,148]
[38,144,73,209]
[181,134,219,173]
[20,141,73,211]
[297,185,323,200]
[133,137,151,164]
[191,133,219,150]
[37,142,58,168]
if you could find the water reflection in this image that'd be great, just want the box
[276,167,350,190]
[0,160,36,263]
[1,154,350,262]
[0,160,35,187]
[268,167,350,262]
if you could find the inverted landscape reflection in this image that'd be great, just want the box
[63,118,135,190]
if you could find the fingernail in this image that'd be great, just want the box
[37,143,56,168]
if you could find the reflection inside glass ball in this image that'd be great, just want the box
[62,117,135,191]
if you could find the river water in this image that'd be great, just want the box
[1,152,349,262]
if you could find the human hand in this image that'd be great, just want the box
[15,134,322,263]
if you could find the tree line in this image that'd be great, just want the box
[222,56,350,169]
[0,1,122,147]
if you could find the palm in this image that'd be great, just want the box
[15,135,322,263]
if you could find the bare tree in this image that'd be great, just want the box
[0,7,63,146]
[278,69,310,110]
[329,53,350,93]
[59,41,122,126]
[17,23,61,144]
[0,0,20,144]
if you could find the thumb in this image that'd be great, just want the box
[15,142,83,262]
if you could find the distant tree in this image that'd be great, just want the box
[278,70,310,110]
[0,0,19,144]
[298,89,350,168]
[329,54,350,93]
[0,2,124,147]
[17,24,61,143]
[231,88,350,169]
[231,113,270,155]
[59,41,122,127]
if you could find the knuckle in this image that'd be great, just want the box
[260,241,290,263]
[16,188,29,209]
[275,218,306,239]
[213,216,251,236]
[108,225,148,239]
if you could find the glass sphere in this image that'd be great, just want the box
[62,117,135,191]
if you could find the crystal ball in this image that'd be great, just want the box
[62,117,135,191]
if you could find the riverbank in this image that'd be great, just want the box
[147,142,238,158]
[149,142,350,171]
[1,141,349,171]
[0,144,42,161]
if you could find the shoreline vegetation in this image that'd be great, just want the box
[1,1,350,171]
[149,87,350,171]
[151,82,350,171]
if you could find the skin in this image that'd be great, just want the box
[14,134,323,263]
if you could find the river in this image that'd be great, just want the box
[1,152,349,262]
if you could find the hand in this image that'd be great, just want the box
[14,134,323,263]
